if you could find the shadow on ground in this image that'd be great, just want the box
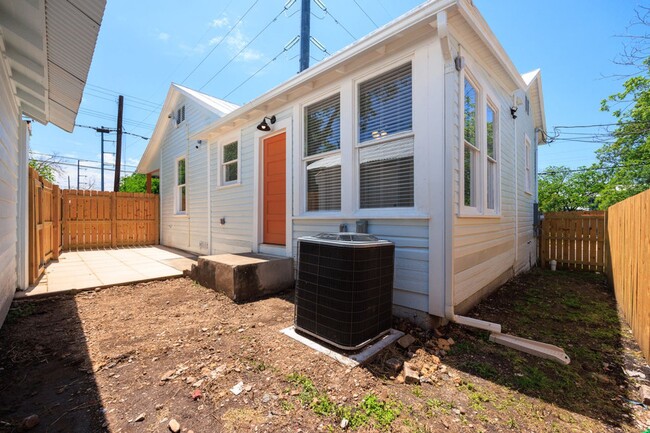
[0,295,106,432]
[440,269,639,428]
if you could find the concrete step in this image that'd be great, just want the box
[189,253,294,303]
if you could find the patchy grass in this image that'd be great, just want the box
[6,302,36,323]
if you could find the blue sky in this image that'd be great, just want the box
[29,0,644,188]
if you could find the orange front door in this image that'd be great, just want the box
[263,132,286,245]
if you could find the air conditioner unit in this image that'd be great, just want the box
[295,233,395,350]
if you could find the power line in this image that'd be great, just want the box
[539,161,650,176]
[199,2,295,91]
[313,0,356,40]
[352,0,379,28]
[181,0,262,85]
[223,42,299,99]
[86,84,161,108]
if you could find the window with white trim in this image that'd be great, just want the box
[358,62,413,209]
[176,157,186,214]
[304,93,341,211]
[463,78,479,208]
[486,101,498,211]
[525,135,532,193]
[176,105,186,126]
[221,141,239,185]
[461,74,500,215]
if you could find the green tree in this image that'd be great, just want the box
[597,58,650,208]
[538,165,606,212]
[29,152,62,184]
[119,173,159,194]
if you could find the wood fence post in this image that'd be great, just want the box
[52,185,60,260]
[111,193,117,248]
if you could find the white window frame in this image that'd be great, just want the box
[175,156,187,215]
[460,69,501,217]
[485,98,500,215]
[354,59,415,211]
[302,90,342,214]
[524,134,532,194]
[219,140,240,187]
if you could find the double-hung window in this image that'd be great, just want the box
[463,79,479,208]
[358,62,413,209]
[462,75,500,215]
[176,157,186,214]
[222,141,239,185]
[304,93,341,211]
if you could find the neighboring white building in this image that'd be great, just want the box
[0,0,106,326]
[138,0,545,326]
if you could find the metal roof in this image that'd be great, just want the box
[0,0,106,132]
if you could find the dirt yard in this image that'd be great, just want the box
[0,270,648,432]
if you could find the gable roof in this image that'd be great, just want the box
[522,69,546,142]
[188,0,544,142]
[0,0,106,132]
[136,83,239,173]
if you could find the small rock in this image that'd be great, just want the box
[230,381,244,395]
[385,358,403,375]
[192,389,202,400]
[168,418,181,433]
[160,370,176,381]
[134,413,145,422]
[624,369,647,379]
[397,334,416,349]
[244,384,253,392]
[452,408,461,415]
[185,376,196,384]
[155,403,164,410]
[192,379,205,388]
[21,414,39,430]
[437,338,451,351]
[641,384,650,406]
[262,393,272,403]
[403,362,420,384]
[340,418,349,429]
[441,420,450,429]
[447,337,455,346]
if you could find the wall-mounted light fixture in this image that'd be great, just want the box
[256,115,276,132]
[454,55,464,71]
[510,106,518,119]
[195,139,203,149]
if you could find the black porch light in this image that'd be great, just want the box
[256,115,276,131]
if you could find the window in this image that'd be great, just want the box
[463,78,479,208]
[358,62,413,209]
[525,135,531,193]
[486,102,497,210]
[176,157,186,214]
[461,74,500,215]
[221,141,239,185]
[304,93,341,211]
[176,105,186,126]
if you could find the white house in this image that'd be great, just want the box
[0,0,106,326]
[137,0,545,327]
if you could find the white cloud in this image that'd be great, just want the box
[158,32,170,42]
[211,17,229,28]
[218,28,263,62]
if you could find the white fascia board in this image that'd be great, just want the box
[456,0,526,90]
[191,0,458,140]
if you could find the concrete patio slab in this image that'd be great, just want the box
[16,246,197,299]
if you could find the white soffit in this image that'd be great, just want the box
[0,0,106,132]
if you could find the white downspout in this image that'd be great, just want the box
[207,139,212,254]
[513,91,519,272]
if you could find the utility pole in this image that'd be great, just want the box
[97,127,111,191]
[299,0,310,72]
[113,95,124,192]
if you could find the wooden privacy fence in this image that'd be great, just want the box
[62,190,159,249]
[28,167,62,284]
[606,189,650,361]
[540,211,606,271]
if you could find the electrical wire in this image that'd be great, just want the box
[199,2,294,91]
[539,161,650,176]
[181,0,261,85]
[313,0,356,40]
[223,44,298,99]
[352,0,379,28]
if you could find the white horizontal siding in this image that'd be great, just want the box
[293,218,429,311]
[451,43,538,307]
[0,57,20,327]
[161,94,220,253]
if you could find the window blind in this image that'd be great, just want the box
[305,94,340,157]
[359,136,414,208]
[306,164,341,211]
[359,63,412,143]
